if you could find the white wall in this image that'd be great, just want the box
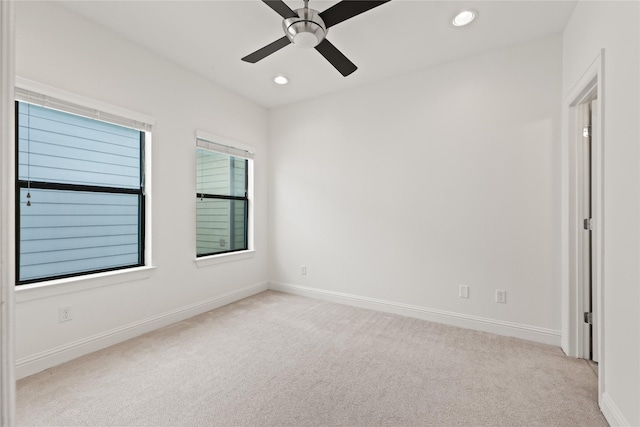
[269,35,563,344]
[563,2,640,425]
[14,2,269,377]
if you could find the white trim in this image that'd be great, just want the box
[15,266,156,303]
[15,77,155,128]
[16,281,269,380]
[194,250,255,267]
[144,131,153,268]
[561,50,605,395]
[600,392,630,427]
[269,282,561,346]
[0,1,16,424]
[247,157,254,250]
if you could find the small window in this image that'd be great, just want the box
[15,100,147,285]
[196,136,252,257]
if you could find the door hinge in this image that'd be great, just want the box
[583,126,592,138]
[583,218,593,230]
[584,312,593,324]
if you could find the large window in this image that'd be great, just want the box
[16,98,147,285]
[196,136,252,257]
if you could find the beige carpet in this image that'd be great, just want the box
[17,291,607,426]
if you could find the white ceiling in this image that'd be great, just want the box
[58,0,577,108]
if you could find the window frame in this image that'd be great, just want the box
[195,131,254,261]
[14,79,154,287]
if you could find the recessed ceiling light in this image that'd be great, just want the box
[273,75,289,85]
[452,9,477,27]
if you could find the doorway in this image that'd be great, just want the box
[561,51,604,400]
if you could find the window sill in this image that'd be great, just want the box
[194,250,255,268]
[15,266,157,303]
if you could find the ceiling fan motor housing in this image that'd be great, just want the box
[283,8,327,49]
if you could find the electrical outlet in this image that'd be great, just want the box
[459,285,469,298]
[301,265,307,275]
[495,289,506,304]
[59,306,73,323]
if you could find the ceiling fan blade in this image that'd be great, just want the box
[242,36,292,63]
[263,0,297,19]
[315,39,357,77]
[319,0,390,28]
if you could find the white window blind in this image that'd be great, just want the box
[196,131,254,160]
[15,87,152,132]
[17,103,141,189]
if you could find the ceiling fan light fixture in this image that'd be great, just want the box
[452,9,477,27]
[292,29,322,49]
[283,7,327,49]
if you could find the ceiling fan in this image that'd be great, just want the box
[242,0,391,77]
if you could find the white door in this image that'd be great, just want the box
[590,99,599,363]
[579,101,598,362]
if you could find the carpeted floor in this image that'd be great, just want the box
[17,290,607,426]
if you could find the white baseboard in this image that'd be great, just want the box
[269,281,561,346]
[601,392,630,427]
[16,282,268,380]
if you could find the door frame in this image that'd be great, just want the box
[0,0,16,425]
[561,50,604,399]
